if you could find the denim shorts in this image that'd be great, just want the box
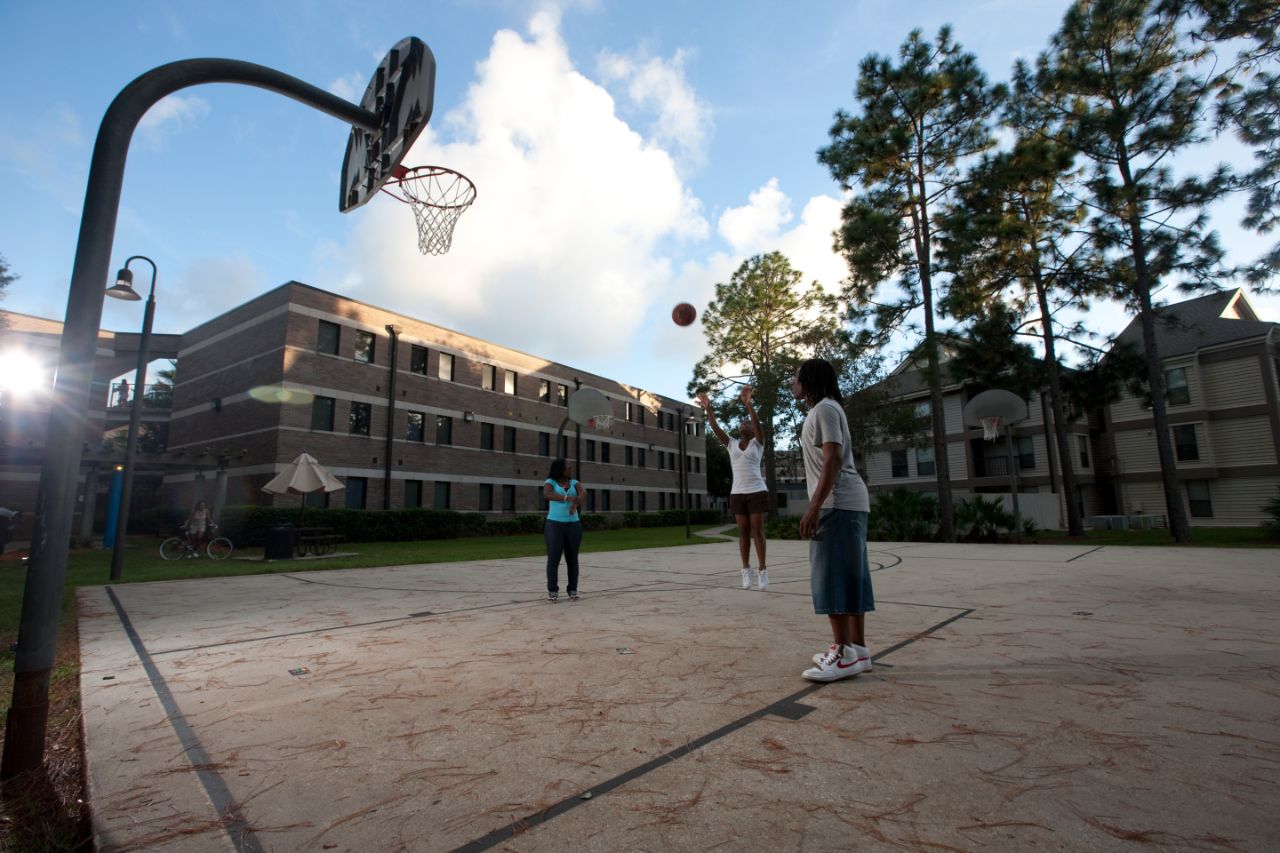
[810,509,875,615]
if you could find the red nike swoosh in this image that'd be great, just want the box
[836,657,870,669]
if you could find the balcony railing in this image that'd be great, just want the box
[108,382,173,410]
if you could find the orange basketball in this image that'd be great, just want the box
[672,302,697,326]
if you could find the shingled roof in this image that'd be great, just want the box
[1113,288,1276,358]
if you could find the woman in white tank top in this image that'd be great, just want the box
[698,386,770,590]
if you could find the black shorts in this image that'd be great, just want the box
[729,491,770,516]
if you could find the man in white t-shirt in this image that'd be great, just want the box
[791,358,874,682]
[698,386,770,590]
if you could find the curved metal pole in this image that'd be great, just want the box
[109,255,157,582]
[2,59,380,781]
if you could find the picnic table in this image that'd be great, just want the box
[294,527,343,556]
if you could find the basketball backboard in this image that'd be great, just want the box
[567,387,612,426]
[339,37,436,212]
[961,389,1028,428]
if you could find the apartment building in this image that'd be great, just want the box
[1102,289,1279,526]
[0,282,708,530]
[859,288,1279,528]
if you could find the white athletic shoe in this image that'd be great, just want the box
[741,567,752,589]
[804,644,872,681]
[756,569,769,591]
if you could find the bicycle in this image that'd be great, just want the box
[160,525,234,561]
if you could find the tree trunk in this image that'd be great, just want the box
[1034,272,1085,536]
[916,177,954,541]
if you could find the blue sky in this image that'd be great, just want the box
[1,0,1273,401]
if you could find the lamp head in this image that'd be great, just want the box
[105,268,141,301]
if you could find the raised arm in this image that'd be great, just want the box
[740,386,763,445]
[697,392,730,446]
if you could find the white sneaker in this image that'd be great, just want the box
[812,643,873,670]
[804,644,872,681]
[756,569,769,591]
[741,567,752,589]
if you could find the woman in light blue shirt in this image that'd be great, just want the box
[544,458,587,602]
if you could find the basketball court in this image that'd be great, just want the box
[78,539,1280,851]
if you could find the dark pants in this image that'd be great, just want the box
[545,521,582,594]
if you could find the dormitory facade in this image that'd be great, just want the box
[0,282,708,532]
[858,289,1280,527]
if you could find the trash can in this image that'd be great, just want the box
[264,526,296,560]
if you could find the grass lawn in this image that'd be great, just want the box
[0,524,726,850]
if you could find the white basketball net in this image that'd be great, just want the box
[588,414,613,430]
[980,416,1003,442]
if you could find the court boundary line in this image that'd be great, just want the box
[451,607,976,853]
[103,586,265,853]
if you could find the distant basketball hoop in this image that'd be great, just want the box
[587,414,613,431]
[381,165,477,255]
[980,415,1003,442]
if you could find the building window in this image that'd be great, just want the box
[601,442,611,464]
[588,490,597,511]
[349,402,371,436]
[777,492,788,509]
[915,447,935,477]
[1016,436,1034,470]
[433,481,451,509]
[659,492,665,510]
[354,330,375,363]
[502,484,515,511]
[410,345,428,375]
[1173,424,1199,461]
[601,490,611,511]
[481,422,495,450]
[539,379,551,402]
[638,491,646,511]
[638,448,646,468]
[482,364,496,390]
[626,490,635,511]
[438,352,454,381]
[317,320,340,355]
[915,400,931,419]
[557,384,568,406]
[504,369,517,395]
[1165,367,1190,406]
[694,457,701,474]
[558,435,568,458]
[503,426,516,452]
[479,483,493,511]
[1187,480,1213,517]
[625,445,634,466]
[539,433,550,456]
[345,477,367,509]
[638,408,646,426]
[406,411,425,442]
[624,402,633,422]
[891,450,909,478]
[311,396,335,431]
[586,440,596,461]
[436,415,452,445]
[305,490,329,509]
[1078,436,1090,469]
[695,422,703,437]
[405,480,422,508]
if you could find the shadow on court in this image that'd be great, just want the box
[78,540,1280,851]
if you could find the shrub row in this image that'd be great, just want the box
[214,505,725,546]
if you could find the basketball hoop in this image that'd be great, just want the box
[980,415,1003,442]
[588,414,613,430]
[381,165,477,255]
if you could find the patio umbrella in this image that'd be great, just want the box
[262,452,345,517]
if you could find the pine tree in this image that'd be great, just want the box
[1035,0,1232,543]
[818,27,1004,541]
[689,252,843,520]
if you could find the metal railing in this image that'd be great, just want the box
[108,382,172,409]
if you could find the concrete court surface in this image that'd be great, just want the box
[77,539,1280,852]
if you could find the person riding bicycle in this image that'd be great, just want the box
[184,500,213,549]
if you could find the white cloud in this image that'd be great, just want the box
[716,178,847,292]
[137,94,210,148]
[328,72,367,104]
[597,47,711,169]
[332,10,709,364]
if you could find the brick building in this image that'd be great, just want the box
[0,282,708,530]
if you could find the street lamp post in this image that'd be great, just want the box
[679,408,691,538]
[383,324,401,509]
[107,256,157,582]
[2,57,384,783]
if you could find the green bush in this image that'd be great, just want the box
[869,489,940,542]
[1261,487,1280,539]
[954,495,1015,543]
[766,515,802,540]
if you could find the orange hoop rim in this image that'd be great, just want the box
[380,165,478,209]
